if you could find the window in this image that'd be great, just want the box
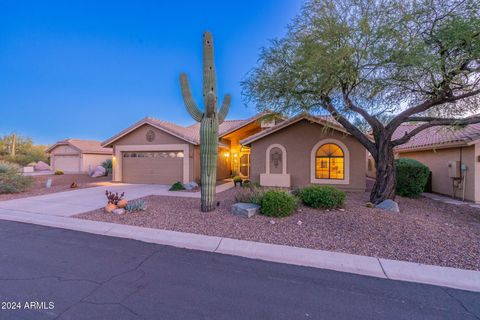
[315,143,344,180]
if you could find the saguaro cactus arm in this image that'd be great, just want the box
[180,73,203,122]
[218,94,231,124]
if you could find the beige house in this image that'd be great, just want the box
[102,115,266,184]
[241,114,366,191]
[103,113,367,192]
[46,139,112,173]
[391,123,480,203]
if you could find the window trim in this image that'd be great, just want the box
[310,139,350,185]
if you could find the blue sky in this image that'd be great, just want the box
[0,0,302,145]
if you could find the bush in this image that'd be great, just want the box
[0,161,33,194]
[54,170,64,175]
[395,158,430,198]
[169,181,185,191]
[235,185,265,205]
[260,190,297,217]
[0,161,21,174]
[298,185,346,209]
[101,159,112,176]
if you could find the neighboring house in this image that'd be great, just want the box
[46,139,112,174]
[393,123,480,202]
[102,112,367,191]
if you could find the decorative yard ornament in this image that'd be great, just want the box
[180,31,231,212]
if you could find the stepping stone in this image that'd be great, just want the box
[231,203,260,218]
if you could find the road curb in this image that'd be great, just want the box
[0,209,479,292]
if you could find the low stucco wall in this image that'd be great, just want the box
[398,146,475,201]
[81,154,112,174]
[249,120,366,191]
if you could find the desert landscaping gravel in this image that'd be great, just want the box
[76,188,480,270]
[0,174,112,201]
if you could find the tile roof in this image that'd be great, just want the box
[393,122,480,151]
[102,115,263,147]
[240,113,348,145]
[47,139,112,154]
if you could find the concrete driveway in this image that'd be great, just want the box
[0,183,233,217]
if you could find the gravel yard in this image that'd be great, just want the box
[76,188,480,270]
[0,174,112,201]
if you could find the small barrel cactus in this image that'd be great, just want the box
[180,31,231,212]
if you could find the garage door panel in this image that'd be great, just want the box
[122,151,183,184]
[53,155,80,172]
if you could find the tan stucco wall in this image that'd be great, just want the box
[249,120,367,191]
[398,146,475,201]
[111,124,194,182]
[81,154,112,174]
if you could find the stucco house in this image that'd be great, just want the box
[393,123,480,202]
[102,113,367,191]
[46,139,112,174]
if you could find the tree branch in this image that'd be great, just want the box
[386,88,480,133]
[392,115,480,146]
[320,97,376,156]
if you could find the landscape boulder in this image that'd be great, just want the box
[34,161,50,171]
[90,166,106,178]
[183,181,199,191]
[375,199,400,212]
[112,208,126,215]
[231,202,260,218]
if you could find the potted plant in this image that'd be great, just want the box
[233,175,243,187]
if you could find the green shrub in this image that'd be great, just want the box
[235,185,265,205]
[101,159,112,176]
[0,161,33,194]
[298,185,346,209]
[260,190,297,217]
[233,175,243,183]
[169,181,185,191]
[0,161,21,174]
[395,158,430,198]
[54,170,64,175]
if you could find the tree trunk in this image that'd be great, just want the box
[370,143,396,204]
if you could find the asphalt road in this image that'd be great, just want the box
[0,220,478,320]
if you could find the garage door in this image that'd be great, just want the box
[53,155,80,172]
[122,151,184,184]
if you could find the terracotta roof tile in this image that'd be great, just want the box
[47,139,112,154]
[393,122,480,151]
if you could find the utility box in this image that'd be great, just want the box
[448,161,461,178]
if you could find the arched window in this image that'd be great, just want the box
[315,143,344,180]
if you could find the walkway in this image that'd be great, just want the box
[0,182,234,217]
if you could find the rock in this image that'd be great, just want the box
[183,181,199,191]
[112,208,126,215]
[297,220,302,226]
[117,199,128,208]
[269,220,275,225]
[70,182,78,188]
[34,161,50,171]
[105,203,117,213]
[375,199,400,212]
[90,165,106,178]
[366,202,374,208]
[231,202,260,218]
[338,208,345,212]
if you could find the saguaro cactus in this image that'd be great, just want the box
[180,32,231,212]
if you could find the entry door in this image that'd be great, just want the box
[239,153,249,177]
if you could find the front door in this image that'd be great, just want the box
[239,153,249,177]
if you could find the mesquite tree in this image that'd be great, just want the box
[180,32,231,212]
[243,0,480,204]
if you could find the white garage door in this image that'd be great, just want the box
[122,151,183,184]
[53,155,80,172]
